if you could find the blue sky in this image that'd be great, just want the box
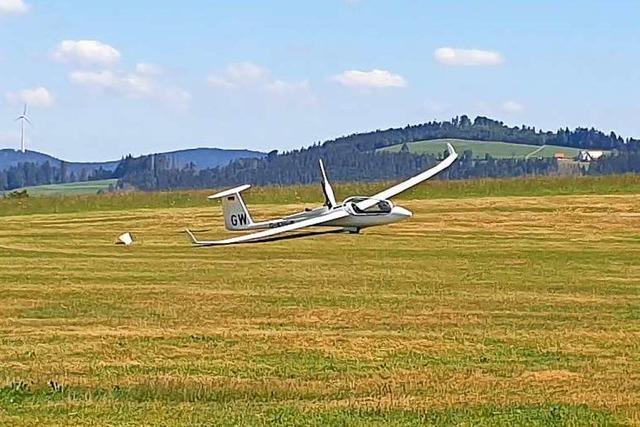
[0,0,638,161]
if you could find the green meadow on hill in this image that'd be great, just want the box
[1,175,639,426]
[8,179,118,197]
[379,138,585,159]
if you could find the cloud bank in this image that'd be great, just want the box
[52,40,190,110]
[135,63,164,76]
[208,62,311,99]
[70,69,190,109]
[331,69,407,89]
[0,0,29,15]
[6,86,55,107]
[434,47,503,66]
[53,40,121,67]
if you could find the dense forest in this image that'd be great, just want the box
[115,116,640,191]
[0,161,112,192]
[321,115,629,152]
[3,115,639,192]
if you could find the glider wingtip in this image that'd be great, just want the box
[184,228,198,244]
[184,228,224,247]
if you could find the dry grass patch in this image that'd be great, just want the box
[1,190,639,425]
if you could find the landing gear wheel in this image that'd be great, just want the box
[344,227,361,234]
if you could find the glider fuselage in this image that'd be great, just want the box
[243,197,412,232]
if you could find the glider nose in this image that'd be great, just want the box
[393,206,413,219]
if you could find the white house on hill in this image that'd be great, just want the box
[577,150,605,162]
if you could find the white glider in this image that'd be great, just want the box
[186,143,458,246]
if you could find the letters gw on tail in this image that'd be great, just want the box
[186,143,458,246]
[208,185,254,230]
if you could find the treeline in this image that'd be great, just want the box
[589,146,640,175]
[117,146,561,191]
[0,161,111,191]
[116,115,640,191]
[321,115,631,151]
[5,115,637,192]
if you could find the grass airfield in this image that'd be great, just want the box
[1,176,640,425]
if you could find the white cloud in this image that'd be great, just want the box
[207,62,312,100]
[0,0,29,15]
[264,79,310,95]
[207,75,236,89]
[70,70,149,95]
[207,62,271,88]
[70,69,190,109]
[330,69,407,89]
[57,42,189,109]
[501,100,525,113]
[6,86,55,107]
[160,87,191,109]
[53,40,121,67]
[434,47,504,66]
[135,62,163,76]
[226,62,270,84]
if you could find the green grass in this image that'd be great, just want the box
[1,176,639,425]
[1,174,640,218]
[0,384,618,427]
[7,179,118,197]
[379,138,584,159]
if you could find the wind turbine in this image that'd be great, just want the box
[15,104,32,154]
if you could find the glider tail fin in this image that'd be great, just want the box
[319,159,337,208]
[208,185,254,231]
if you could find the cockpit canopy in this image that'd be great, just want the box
[343,197,394,215]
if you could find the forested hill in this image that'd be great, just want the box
[113,148,264,173]
[321,115,628,152]
[0,149,120,174]
[0,147,264,192]
[117,115,640,191]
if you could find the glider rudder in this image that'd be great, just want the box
[208,185,254,231]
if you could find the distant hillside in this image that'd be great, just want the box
[0,149,119,175]
[140,147,265,170]
[0,147,264,174]
[119,115,640,191]
[379,138,585,159]
[1,147,265,192]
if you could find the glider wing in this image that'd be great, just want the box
[356,143,458,210]
[186,208,348,246]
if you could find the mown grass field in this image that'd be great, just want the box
[7,179,118,197]
[379,138,583,159]
[1,175,640,425]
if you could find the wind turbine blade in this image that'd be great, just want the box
[23,104,27,115]
[24,117,33,125]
